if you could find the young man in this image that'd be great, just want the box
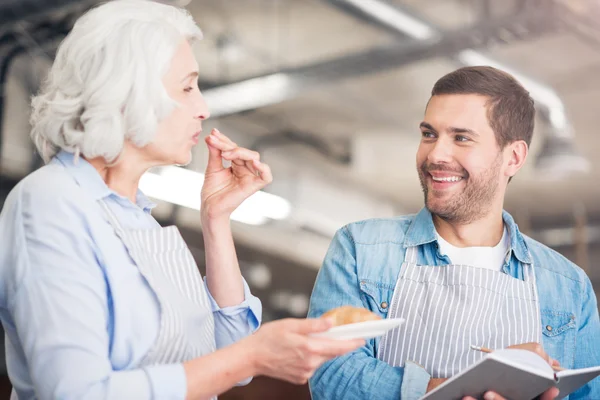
[308,66,600,400]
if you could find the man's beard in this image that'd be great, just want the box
[418,153,502,224]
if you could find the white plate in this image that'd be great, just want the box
[312,318,405,340]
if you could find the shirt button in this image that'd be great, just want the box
[546,325,553,332]
[381,302,388,309]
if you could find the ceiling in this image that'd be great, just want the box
[185,0,600,219]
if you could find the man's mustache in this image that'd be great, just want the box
[420,162,468,178]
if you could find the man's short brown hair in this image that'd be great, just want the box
[431,66,535,148]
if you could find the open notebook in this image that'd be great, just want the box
[422,349,600,400]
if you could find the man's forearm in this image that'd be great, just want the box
[310,348,430,400]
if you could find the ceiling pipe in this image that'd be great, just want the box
[202,7,552,117]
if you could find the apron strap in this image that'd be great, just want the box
[525,259,542,342]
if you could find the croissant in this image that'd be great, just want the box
[321,306,381,327]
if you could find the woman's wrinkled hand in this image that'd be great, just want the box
[245,318,365,384]
[201,129,273,221]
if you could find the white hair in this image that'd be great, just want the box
[30,0,203,163]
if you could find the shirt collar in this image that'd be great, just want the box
[52,150,156,213]
[502,210,532,264]
[404,207,531,264]
[404,208,437,248]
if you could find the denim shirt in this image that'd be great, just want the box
[308,208,600,400]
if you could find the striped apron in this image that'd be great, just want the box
[377,245,542,379]
[100,201,217,394]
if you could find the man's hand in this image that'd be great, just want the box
[427,378,447,393]
[462,387,559,400]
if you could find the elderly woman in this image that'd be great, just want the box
[0,1,363,399]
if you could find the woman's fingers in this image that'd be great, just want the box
[252,159,273,184]
[221,147,260,163]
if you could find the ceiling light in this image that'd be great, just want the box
[139,166,291,225]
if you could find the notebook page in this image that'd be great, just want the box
[490,349,555,379]
[422,352,555,400]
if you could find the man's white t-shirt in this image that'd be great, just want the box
[435,226,510,272]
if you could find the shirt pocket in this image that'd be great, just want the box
[541,309,577,367]
[359,279,395,316]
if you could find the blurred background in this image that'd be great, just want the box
[1,0,600,398]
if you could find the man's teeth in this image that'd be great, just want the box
[432,176,462,182]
